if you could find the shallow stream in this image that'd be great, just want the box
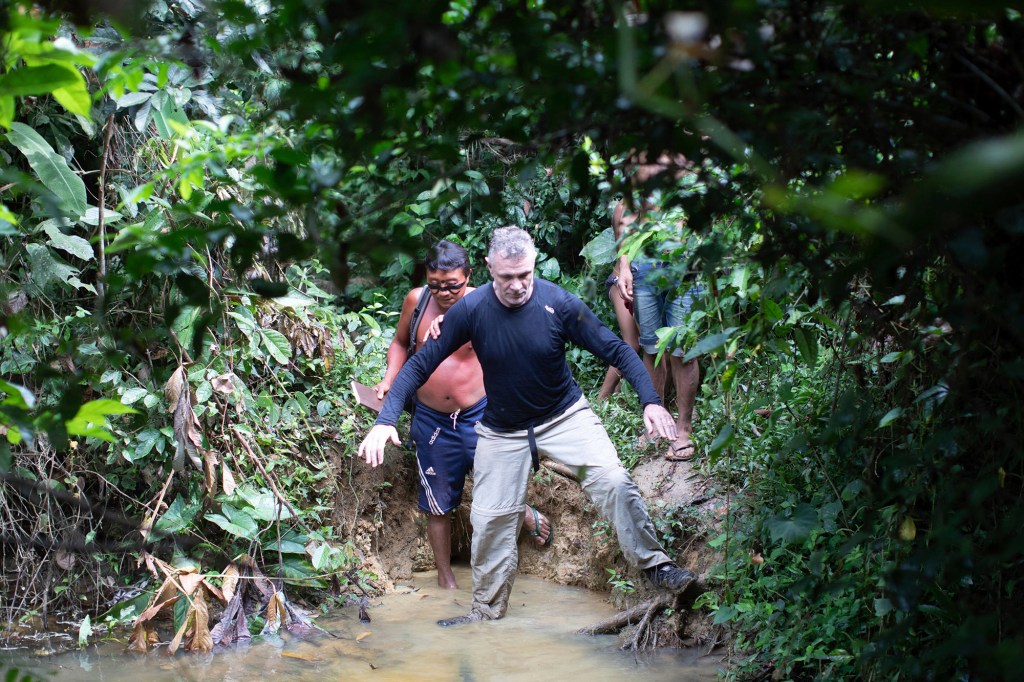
[5,567,721,681]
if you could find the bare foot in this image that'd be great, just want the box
[523,506,552,547]
[437,569,458,589]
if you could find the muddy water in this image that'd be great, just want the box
[7,567,721,681]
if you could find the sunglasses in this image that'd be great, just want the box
[426,281,467,293]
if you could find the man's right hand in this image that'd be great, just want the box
[616,267,634,303]
[359,425,402,467]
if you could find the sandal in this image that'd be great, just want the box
[665,442,697,462]
[526,506,554,547]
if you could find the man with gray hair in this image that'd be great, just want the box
[359,226,695,626]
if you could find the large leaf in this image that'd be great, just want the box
[579,227,618,265]
[206,504,258,540]
[683,327,738,362]
[0,95,14,129]
[149,91,188,138]
[25,243,80,292]
[765,503,821,545]
[65,399,138,442]
[5,123,87,218]
[41,219,93,261]
[0,64,78,97]
[260,329,292,364]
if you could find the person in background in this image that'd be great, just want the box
[613,152,702,461]
[361,227,695,626]
[372,239,552,590]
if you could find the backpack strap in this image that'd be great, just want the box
[407,285,432,356]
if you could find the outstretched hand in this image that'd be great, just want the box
[358,424,402,467]
[642,404,677,442]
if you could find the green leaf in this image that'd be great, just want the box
[78,614,92,648]
[683,328,738,362]
[268,556,325,587]
[121,387,149,405]
[792,327,819,366]
[5,122,87,218]
[709,422,734,453]
[25,243,79,292]
[0,380,36,409]
[0,95,14,129]
[267,538,310,556]
[41,219,94,261]
[762,299,784,323]
[206,505,258,540]
[78,206,124,225]
[172,306,202,351]
[239,487,294,521]
[134,428,162,459]
[66,399,138,441]
[579,227,618,265]
[766,503,820,545]
[149,91,188,139]
[878,407,903,428]
[260,329,292,364]
[0,64,78,97]
[154,496,200,534]
[51,79,92,118]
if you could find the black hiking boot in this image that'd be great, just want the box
[643,563,696,592]
[437,610,486,628]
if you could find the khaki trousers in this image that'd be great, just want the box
[469,397,671,620]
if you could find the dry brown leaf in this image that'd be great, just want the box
[127,622,152,653]
[211,372,238,395]
[356,631,372,641]
[164,365,186,412]
[186,588,213,653]
[172,385,204,473]
[262,590,285,635]
[221,563,240,604]
[222,463,237,496]
[174,571,205,597]
[55,549,75,570]
[202,447,219,497]
[138,512,154,543]
[202,578,225,605]
[282,652,321,662]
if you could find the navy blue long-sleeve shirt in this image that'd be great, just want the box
[375,279,661,431]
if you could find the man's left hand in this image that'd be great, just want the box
[642,404,677,441]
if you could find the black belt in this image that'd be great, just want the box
[527,426,539,473]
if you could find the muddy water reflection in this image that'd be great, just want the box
[14,567,721,681]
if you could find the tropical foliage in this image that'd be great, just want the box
[1,0,1022,679]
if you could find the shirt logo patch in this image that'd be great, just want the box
[544,305,555,314]
[424,467,436,476]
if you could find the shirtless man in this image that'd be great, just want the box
[372,239,551,589]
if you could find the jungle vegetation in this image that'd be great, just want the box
[1,0,1022,679]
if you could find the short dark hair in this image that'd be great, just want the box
[425,239,471,274]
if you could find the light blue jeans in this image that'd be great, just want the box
[631,260,702,356]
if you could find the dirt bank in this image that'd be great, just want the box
[334,439,723,647]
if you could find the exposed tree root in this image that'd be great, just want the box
[576,576,707,651]
[576,594,675,637]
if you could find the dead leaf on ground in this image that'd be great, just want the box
[356,631,372,641]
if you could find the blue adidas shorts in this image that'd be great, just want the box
[410,397,486,515]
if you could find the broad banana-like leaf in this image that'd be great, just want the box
[5,123,87,218]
